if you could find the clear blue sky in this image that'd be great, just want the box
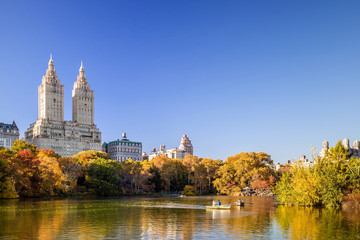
[1,1,360,163]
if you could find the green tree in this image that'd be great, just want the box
[85,158,123,196]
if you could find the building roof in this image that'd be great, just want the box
[103,139,142,146]
[0,121,19,130]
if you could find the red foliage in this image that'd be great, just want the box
[269,175,276,187]
[16,150,40,168]
[38,149,61,159]
[250,180,270,190]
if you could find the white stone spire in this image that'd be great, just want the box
[76,61,87,83]
[48,54,55,71]
[80,61,84,73]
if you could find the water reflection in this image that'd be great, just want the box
[275,205,360,239]
[0,197,359,239]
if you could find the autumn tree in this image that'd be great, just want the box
[122,159,153,193]
[14,149,42,197]
[213,152,273,195]
[73,150,110,166]
[58,157,82,193]
[37,149,65,196]
[275,141,360,207]
[11,138,38,155]
[151,156,188,192]
[201,158,221,193]
[182,155,200,185]
[0,148,18,198]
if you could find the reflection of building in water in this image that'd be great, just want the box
[320,138,360,158]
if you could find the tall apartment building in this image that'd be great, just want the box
[179,134,193,155]
[102,133,142,162]
[25,56,101,157]
[0,121,19,149]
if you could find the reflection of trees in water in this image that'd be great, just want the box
[1,197,360,239]
[217,196,275,238]
[0,200,68,240]
[0,197,277,239]
[0,199,202,239]
[275,205,360,239]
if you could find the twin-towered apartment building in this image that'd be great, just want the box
[25,56,101,157]
[5,56,194,161]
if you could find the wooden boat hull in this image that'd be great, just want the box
[206,204,231,209]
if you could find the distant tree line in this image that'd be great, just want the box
[0,139,276,198]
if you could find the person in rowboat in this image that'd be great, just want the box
[212,200,217,206]
[236,199,244,205]
[217,200,221,206]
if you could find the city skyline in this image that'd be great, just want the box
[2,1,360,162]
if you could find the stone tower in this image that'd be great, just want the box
[38,55,64,121]
[319,140,329,158]
[179,134,193,155]
[72,62,95,125]
[353,140,360,150]
[343,138,350,149]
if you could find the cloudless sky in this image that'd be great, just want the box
[1,1,360,163]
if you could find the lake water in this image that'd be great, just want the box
[0,196,359,239]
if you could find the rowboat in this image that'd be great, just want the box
[235,201,245,206]
[206,204,232,210]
